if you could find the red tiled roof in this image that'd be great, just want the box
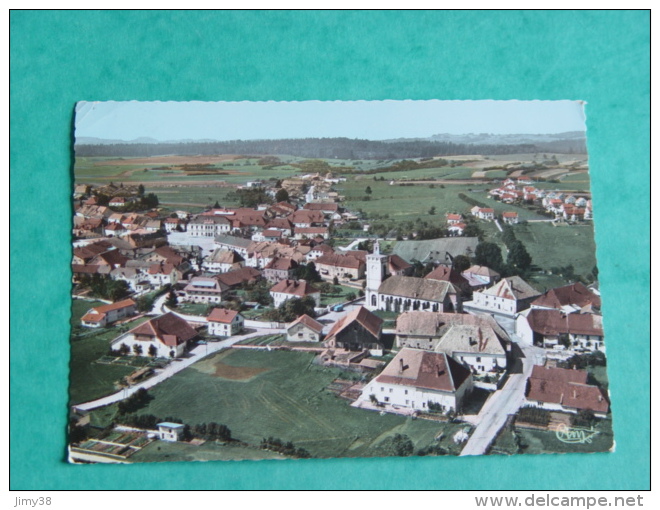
[376,348,471,393]
[154,246,185,265]
[91,298,136,314]
[525,309,603,337]
[425,265,469,287]
[265,257,298,271]
[303,202,339,212]
[288,314,324,334]
[270,279,320,297]
[388,254,411,272]
[503,212,518,218]
[527,366,608,414]
[148,262,176,275]
[315,253,364,270]
[207,308,240,323]
[326,306,383,341]
[73,241,113,261]
[216,267,262,288]
[295,227,328,235]
[311,244,334,254]
[289,210,324,224]
[262,229,283,238]
[265,218,294,230]
[81,312,106,323]
[532,282,601,310]
[129,312,197,345]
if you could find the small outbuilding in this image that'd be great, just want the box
[287,314,324,342]
[157,422,185,442]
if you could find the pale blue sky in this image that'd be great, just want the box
[75,100,586,141]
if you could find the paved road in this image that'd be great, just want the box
[460,339,545,456]
[73,327,283,412]
[337,238,370,251]
[316,299,365,334]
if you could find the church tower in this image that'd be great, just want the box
[365,240,387,311]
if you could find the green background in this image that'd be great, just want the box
[10,11,650,490]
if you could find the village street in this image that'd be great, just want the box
[317,299,365,334]
[460,338,546,456]
[73,326,283,412]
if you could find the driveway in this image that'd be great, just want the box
[460,339,545,456]
[316,299,365,334]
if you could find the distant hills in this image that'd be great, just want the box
[75,132,586,159]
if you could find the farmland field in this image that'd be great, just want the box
[337,179,547,222]
[69,326,134,405]
[513,222,597,277]
[69,315,152,405]
[131,439,284,462]
[130,348,468,458]
[516,419,613,455]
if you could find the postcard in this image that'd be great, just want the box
[68,100,612,463]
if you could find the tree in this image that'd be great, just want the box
[501,225,516,247]
[133,343,143,357]
[136,294,156,312]
[391,434,414,457]
[365,186,372,195]
[118,343,130,356]
[332,276,339,286]
[507,240,532,271]
[275,188,289,202]
[148,344,158,357]
[452,254,471,273]
[474,242,503,271]
[213,200,221,208]
[165,289,178,309]
[69,424,88,445]
[141,192,159,209]
[304,262,322,283]
[428,206,436,215]
[137,184,145,197]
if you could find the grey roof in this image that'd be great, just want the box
[482,276,541,301]
[378,276,456,302]
[396,311,509,345]
[214,234,253,249]
[435,324,506,356]
[392,237,479,263]
[190,215,231,225]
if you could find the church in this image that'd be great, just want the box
[365,241,459,313]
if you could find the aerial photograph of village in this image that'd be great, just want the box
[68,100,612,464]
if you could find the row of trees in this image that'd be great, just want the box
[117,413,233,443]
[474,231,532,276]
[112,342,159,358]
[76,137,551,160]
[260,437,311,458]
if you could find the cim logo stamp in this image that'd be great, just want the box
[555,424,600,444]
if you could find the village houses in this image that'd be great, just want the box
[207,308,244,337]
[357,348,473,413]
[286,314,324,342]
[111,312,198,358]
